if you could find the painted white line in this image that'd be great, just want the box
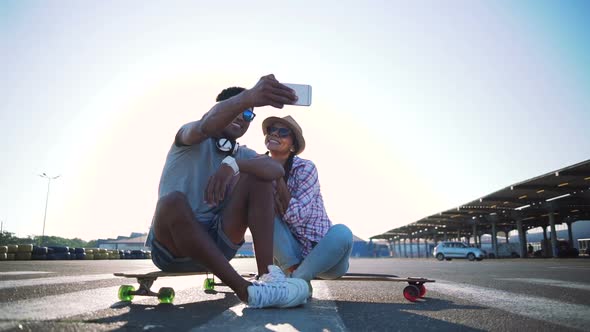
[190,280,347,332]
[0,322,22,331]
[0,271,54,276]
[0,285,123,320]
[0,275,200,320]
[547,266,590,271]
[0,274,114,290]
[496,278,590,291]
[430,280,590,331]
[0,269,156,290]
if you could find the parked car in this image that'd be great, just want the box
[433,241,485,261]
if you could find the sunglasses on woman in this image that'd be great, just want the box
[267,126,291,138]
[242,108,256,122]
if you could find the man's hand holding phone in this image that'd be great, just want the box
[244,74,298,109]
[244,74,312,109]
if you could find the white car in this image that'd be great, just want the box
[433,241,485,261]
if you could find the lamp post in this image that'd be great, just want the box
[39,173,60,246]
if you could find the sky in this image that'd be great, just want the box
[1,1,589,241]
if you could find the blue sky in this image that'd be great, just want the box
[1,1,589,241]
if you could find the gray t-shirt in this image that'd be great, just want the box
[146,127,258,247]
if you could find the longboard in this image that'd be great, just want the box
[241,272,435,302]
[114,271,435,304]
[114,271,221,304]
[335,273,435,302]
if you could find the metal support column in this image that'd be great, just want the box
[542,225,549,257]
[517,219,526,258]
[403,239,407,258]
[387,239,395,257]
[549,212,558,258]
[566,221,574,247]
[491,221,498,258]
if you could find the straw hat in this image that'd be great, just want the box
[262,115,306,155]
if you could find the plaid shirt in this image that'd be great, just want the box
[283,156,332,257]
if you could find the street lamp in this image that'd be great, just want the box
[39,173,60,246]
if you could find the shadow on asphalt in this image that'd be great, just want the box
[91,292,240,331]
[329,297,486,331]
[220,297,485,332]
[90,294,484,331]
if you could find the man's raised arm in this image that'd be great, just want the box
[176,91,250,146]
[176,74,298,146]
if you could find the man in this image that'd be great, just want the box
[146,74,309,308]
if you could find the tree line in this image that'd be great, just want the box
[0,231,98,248]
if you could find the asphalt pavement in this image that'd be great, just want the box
[1,257,589,331]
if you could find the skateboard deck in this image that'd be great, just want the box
[241,272,435,302]
[331,273,434,301]
[114,271,435,303]
[114,271,221,304]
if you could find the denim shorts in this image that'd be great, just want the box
[151,215,244,272]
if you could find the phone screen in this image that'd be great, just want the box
[283,83,312,106]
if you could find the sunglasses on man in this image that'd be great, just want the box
[266,126,291,138]
[242,108,256,122]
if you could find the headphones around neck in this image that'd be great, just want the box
[215,137,239,156]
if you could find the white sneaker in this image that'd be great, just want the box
[247,265,309,308]
[249,265,286,282]
[259,265,287,283]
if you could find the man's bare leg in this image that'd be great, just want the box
[153,191,251,302]
[221,174,275,277]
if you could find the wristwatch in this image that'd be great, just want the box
[221,156,239,175]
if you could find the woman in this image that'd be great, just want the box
[262,115,353,288]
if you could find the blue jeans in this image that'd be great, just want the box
[273,216,353,281]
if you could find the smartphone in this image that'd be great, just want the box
[283,83,312,106]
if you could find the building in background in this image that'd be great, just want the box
[97,232,148,251]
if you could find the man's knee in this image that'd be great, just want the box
[156,191,189,218]
[153,192,193,249]
[239,174,274,194]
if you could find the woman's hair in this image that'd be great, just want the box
[266,132,299,182]
[283,153,295,182]
[283,137,300,181]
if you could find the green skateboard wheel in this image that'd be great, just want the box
[158,287,175,304]
[203,278,215,290]
[118,285,135,302]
